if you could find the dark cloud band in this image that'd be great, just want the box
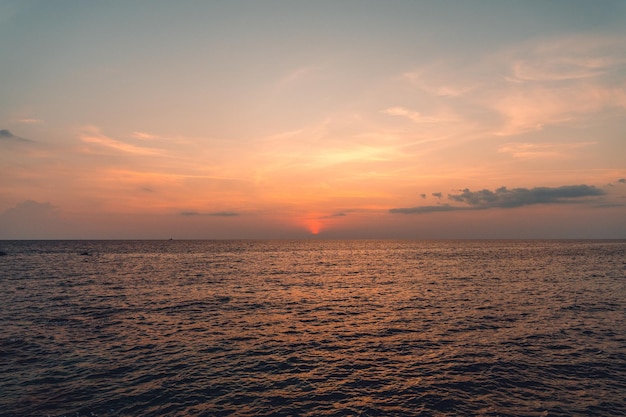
[391,184,605,214]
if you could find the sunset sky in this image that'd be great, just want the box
[1,0,625,239]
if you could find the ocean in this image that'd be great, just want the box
[1,240,625,416]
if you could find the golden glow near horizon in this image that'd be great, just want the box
[1,1,625,238]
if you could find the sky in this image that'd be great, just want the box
[1,0,625,239]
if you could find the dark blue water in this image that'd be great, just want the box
[1,240,625,416]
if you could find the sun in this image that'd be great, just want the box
[300,215,323,235]
[306,220,321,235]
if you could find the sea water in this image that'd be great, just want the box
[0,240,625,416]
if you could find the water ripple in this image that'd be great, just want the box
[0,240,625,416]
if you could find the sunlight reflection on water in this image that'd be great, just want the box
[1,240,625,416]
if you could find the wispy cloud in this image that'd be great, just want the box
[17,118,43,124]
[403,69,476,97]
[257,118,403,174]
[390,204,461,214]
[391,184,605,214]
[180,211,240,217]
[489,84,625,136]
[510,58,612,82]
[320,212,347,219]
[209,211,240,217]
[277,66,323,87]
[507,35,626,83]
[396,34,626,138]
[0,129,31,143]
[492,35,626,135]
[383,106,458,124]
[498,141,597,159]
[79,126,162,155]
[131,131,158,140]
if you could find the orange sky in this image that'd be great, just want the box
[1,1,625,238]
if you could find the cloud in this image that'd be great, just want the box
[131,131,158,140]
[0,129,15,138]
[79,126,162,155]
[320,212,347,219]
[383,106,458,124]
[209,211,239,217]
[507,35,626,83]
[403,70,476,97]
[0,129,31,142]
[510,56,621,82]
[390,204,462,214]
[618,179,626,184]
[490,84,624,136]
[180,211,240,217]
[491,35,626,135]
[17,118,43,124]
[397,35,626,138]
[498,141,597,159]
[449,185,604,207]
[277,66,323,87]
[390,184,605,214]
[432,192,443,199]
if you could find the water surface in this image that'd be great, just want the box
[1,240,625,416]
